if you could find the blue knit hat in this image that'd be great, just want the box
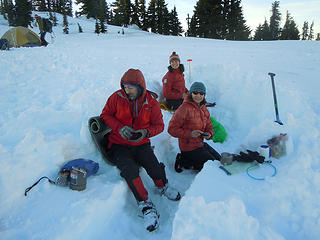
[190,82,206,95]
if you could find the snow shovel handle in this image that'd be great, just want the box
[268,73,283,125]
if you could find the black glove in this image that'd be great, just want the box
[128,129,149,143]
[233,150,265,164]
[206,102,216,107]
[119,126,135,140]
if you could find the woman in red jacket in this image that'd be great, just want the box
[168,82,221,172]
[162,52,188,110]
[100,69,180,232]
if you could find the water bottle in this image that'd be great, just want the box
[259,145,271,159]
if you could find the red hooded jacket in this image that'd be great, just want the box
[162,67,188,100]
[168,97,213,152]
[100,69,164,146]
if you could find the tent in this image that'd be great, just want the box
[1,26,41,48]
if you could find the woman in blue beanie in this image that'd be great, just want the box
[168,82,221,172]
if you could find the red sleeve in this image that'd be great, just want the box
[168,105,191,139]
[162,72,171,99]
[146,99,164,137]
[204,108,214,138]
[100,92,123,133]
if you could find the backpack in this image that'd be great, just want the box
[43,18,53,33]
[0,38,9,50]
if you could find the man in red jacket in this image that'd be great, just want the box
[162,52,188,110]
[100,69,180,232]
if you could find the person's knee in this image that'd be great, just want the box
[120,164,139,180]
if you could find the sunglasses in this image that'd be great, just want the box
[192,91,205,96]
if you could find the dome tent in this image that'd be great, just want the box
[1,26,41,48]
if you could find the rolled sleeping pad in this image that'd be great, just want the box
[88,116,114,165]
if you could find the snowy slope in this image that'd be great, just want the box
[1,13,320,240]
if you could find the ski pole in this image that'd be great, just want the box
[187,59,192,83]
[268,72,283,125]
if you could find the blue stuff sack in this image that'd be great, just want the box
[60,158,99,177]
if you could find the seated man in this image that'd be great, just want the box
[100,68,181,232]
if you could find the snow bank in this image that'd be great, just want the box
[1,13,320,240]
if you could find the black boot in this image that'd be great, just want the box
[174,153,183,173]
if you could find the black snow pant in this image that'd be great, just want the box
[179,143,221,171]
[40,32,48,46]
[108,143,167,202]
[166,99,184,111]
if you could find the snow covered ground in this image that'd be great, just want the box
[1,13,320,240]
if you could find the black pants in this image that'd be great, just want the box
[109,143,167,202]
[40,32,48,46]
[166,99,184,110]
[180,143,221,171]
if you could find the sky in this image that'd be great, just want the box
[163,0,320,37]
[1,12,320,240]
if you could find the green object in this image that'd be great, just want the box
[210,117,227,143]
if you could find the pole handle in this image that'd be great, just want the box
[268,72,275,77]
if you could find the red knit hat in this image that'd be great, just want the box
[169,52,180,63]
[34,14,39,18]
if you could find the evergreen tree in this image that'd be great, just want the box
[95,18,100,33]
[62,0,69,34]
[146,0,156,32]
[107,5,114,24]
[155,0,170,34]
[15,0,32,27]
[1,0,4,16]
[137,0,147,30]
[112,0,132,26]
[78,23,83,32]
[65,0,73,17]
[32,0,41,11]
[39,0,47,11]
[53,0,63,15]
[261,18,271,40]
[301,21,308,40]
[280,11,299,40]
[92,0,107,32]
[99,18,107,33]
[168,6,183,36]
[185,13,191,36]
[190,0,224,39]
[316,33,320,41]
[225,0,250,40]
[269,1,281,40]
[187,14,197,37]
[5,0,16,26]
[2,0,9,20]
[131,0,140,27]
[52,12,58,26]
[253,24,263,40]
[308,21,314,40]
[63,13,69,33]
[75,0,92,18]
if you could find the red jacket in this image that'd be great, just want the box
[168,97,213,152]
[100,69,164,146]
[162,68,188,100]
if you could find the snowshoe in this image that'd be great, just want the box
[159,184,181,201]
[138,201,160,232]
